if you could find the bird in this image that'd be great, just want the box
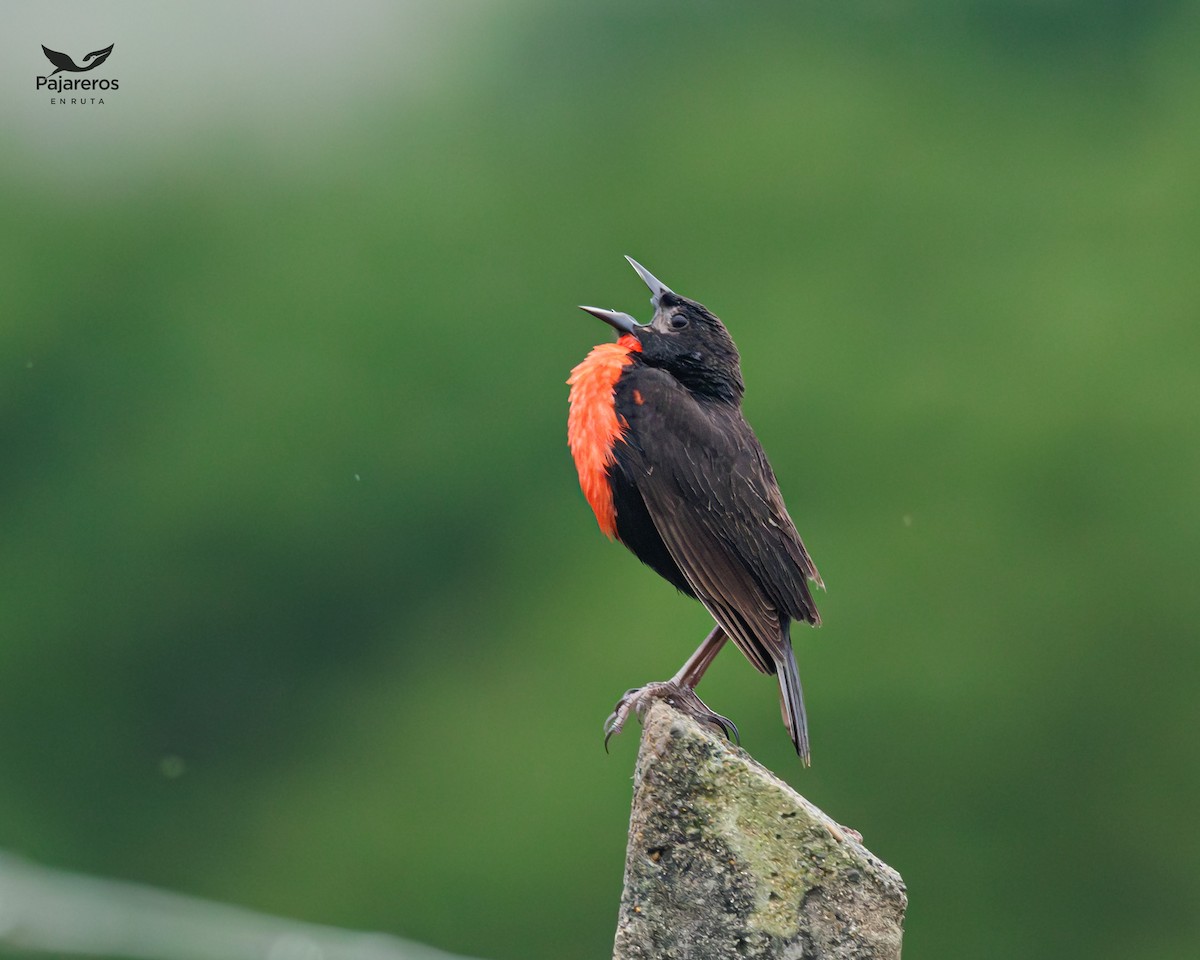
[41,44,114,76]
[567,257,824,763]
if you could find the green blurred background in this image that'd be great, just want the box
[3,2,1198,958]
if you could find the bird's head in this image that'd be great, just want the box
[580,257,744,404]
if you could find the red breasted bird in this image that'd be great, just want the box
[568,257,824,763]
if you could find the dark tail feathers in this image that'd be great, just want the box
[775,643,811,765]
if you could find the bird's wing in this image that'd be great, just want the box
[41,45,77,75]
[617,372,821,675]
[639,475,781,674]
[727,446,824,615]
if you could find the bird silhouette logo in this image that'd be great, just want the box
[41,43,114,76]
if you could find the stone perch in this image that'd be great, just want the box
[614,702,906,959]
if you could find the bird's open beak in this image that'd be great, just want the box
[579,305,642,335]
[625,256,674,307]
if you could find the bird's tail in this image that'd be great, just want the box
[776,642,811,765]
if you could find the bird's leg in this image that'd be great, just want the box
[604,624,739,749]
[672,622,729,687]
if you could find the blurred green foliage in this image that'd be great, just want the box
[3,3,1199,959]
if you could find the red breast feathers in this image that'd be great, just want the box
[567,334,642,538]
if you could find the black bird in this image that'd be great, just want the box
[568,257,824,763]
[41,44,114,76]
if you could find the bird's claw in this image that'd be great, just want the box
[603,681,740,751]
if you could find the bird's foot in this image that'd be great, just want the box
[603,681,739,751]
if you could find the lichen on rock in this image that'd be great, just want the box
[614,702,906,960]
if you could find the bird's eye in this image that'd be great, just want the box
[669,315,688,330]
